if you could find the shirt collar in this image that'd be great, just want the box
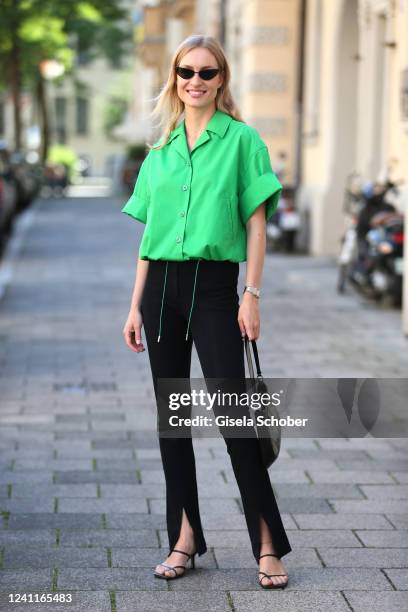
[165,109,233,145]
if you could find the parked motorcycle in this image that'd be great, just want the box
[363,211,404,307]
[337,177,404,307]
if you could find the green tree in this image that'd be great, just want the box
[0,0,131,159]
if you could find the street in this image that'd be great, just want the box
[0,192,407,611]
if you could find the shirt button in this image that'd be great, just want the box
[176,237,181,243]
[180,211,185,217]
[182,184,189,191]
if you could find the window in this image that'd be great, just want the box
[76,97,89,135]
[55,97,67,143]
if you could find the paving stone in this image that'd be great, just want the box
[356,530,408,547]
[275,530,361,548]
[307,469,395,484]
[59,529,156,547]
[0,569,52,590]
[1,450,54,459]
[11,484,98,498]
[330,500,408,514]
[58,497,148,513]
[343,591,408,612]
[275,483,363,499]
[13,459,93,470]
[293,513,395,529]
[383,569,408,589]
[0,471,53,484]
[91,440,137,449]
[103,513,166,530]
[319,547,408,567]
[360,485,408,499]
[230,591,350,611]
[58,567,167,590]
[7,513,103,529]
[0,591,111,612]
[54,470,139,484]
[0,498,53,513]
[336,460,408,471]
[270,498,333,513]
[3,545,108,568]
[319,439,393,451]
[288,449,369,460]
[115,591,230,612]
[386,514,408,529]
[0,530,56,545]
[54,441,92,452]
[57,449,134,459]
[139,470,165,484]
[99,485,166,498]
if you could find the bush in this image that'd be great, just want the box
[47,145,78,180]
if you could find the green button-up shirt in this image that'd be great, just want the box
[121,109,282,262]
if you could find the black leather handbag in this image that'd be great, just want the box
[244,336,281,468]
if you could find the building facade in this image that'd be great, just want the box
[300,0,408,332]
[131,0,408,334]
[132,0,301,179]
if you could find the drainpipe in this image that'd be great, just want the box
[219,0,227,45]
[295,0,307,189]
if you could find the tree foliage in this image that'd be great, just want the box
[0,0,132,150]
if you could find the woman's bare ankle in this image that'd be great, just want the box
[176,530,195,551]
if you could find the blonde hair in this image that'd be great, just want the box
[147,34,245,150]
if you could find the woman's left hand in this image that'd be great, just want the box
[238,292,260,340]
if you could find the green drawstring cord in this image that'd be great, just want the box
[157,259,201,343]
[157,261,169,342]
[185,259,201,341]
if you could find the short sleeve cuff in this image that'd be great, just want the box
[121,194,148,224]
[239,172,282,225]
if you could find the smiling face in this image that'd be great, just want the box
[176,47,224,111]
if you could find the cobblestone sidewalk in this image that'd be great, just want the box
[0,195,407,611]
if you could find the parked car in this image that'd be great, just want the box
[0,149,18,255]
[9,150,42,212]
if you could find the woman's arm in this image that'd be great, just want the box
[237,202,266,341]
[123,257,149,352]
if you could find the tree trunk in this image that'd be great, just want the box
[37,75,49,163]
[10,7,22,151]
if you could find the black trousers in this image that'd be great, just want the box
[140,259,292,562]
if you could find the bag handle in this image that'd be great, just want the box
[243,335,263,379]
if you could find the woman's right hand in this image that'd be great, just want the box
[123,308,145,353]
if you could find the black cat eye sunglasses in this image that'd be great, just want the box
[176,66,221,81]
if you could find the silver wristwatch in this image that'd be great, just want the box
[243,285,260,298]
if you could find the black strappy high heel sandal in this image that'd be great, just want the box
[153,547,197,580]
[258,553,289,589]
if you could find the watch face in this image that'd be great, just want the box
[245,287,259,297]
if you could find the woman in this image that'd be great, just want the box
[122,34,292,589]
